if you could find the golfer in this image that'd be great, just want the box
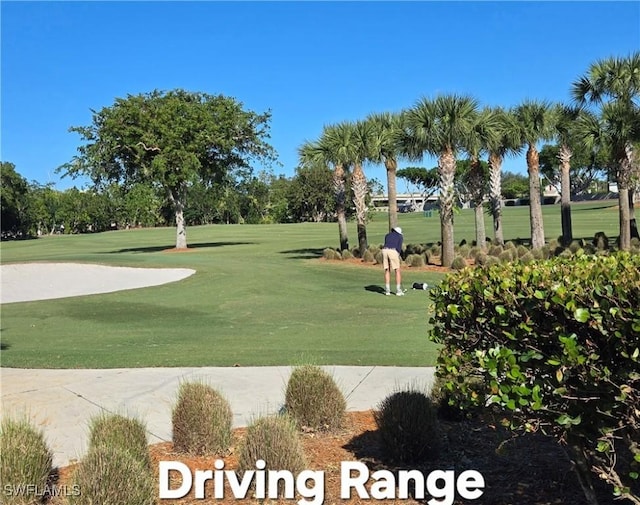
[382,227,404,296]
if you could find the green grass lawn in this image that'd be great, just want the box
[0,200,621,369]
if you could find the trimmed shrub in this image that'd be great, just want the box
[322,248,340,260]
[374,250,383,264]
[475,252,488,266]
[375,388,441,464]
[362,250,375,263]
[457,244,471,258]
[68,445,154,505]
[593,231,609,250]
[429,253,640,502]
[88,413,150,468]
[284,365,346,431]
[515,245,528,258]
[484,256,500,267]
[350,247,361,258]
[504,241,517,250]
[530,248,545,260]
[406,253,425,268]
[237,415,306,481]
[498,250,512,263]
[172,381,232,456]
[488,245,503,257]
[451,256,467,270]
[0,417,53,505]
[519,252,534,264]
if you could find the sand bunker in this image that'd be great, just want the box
[0,263,196,303]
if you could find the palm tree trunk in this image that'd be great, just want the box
[352,162,369,253]
[439,148,456,268]
[469,156,487,248]
[386,157,399,230]
[333,164,349,251]
[488,153,504,245]
[558,144,573,246]
[527,145,546,249]
[629,188,639,240]
[619,186,631,250]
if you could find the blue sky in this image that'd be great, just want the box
[2,1,639,192]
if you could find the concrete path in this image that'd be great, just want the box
[1,366,435,468]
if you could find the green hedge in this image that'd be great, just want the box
[428,253,639,501]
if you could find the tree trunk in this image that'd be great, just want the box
[386,157,399,231]
[527,144,546,249]
[488,152,504,246]
[619,186,631,250]
[352,162,369,254]
[333,164,349,251]
[618,143,634,251]
[167,187,188,249]
[469,156,486,248]
[439,148,456,268]
[629,188,639,240]
[558,144,573,246]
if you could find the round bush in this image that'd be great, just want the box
[0,417,53,505]
[406,253,425,268]
[362,250,375,263]
[172,382,232,455]
[451,256,467,270]
[322,248,340,260]
[68,445,154,505]
[88,413,150,468]
[285,365,346,431]
[340,248,353,260]
[237,415,306,479]
[374,390,441,464]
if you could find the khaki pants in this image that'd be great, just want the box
[382,248,400,270]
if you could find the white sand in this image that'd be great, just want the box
[0,263,196,303]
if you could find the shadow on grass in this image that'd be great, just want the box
[280,248,325,259]
[364,285,387,295]
[0,341,9,351]
[108,241,257,254]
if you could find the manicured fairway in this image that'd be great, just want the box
[0,200,621,368]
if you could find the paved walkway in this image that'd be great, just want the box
[0,366,435,468]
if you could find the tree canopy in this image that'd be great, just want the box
[59,89,277,248]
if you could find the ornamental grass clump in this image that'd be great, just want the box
[88,413,150,469]
[0,417,53,505]
[172,381,232,456]
[322,248,341,260]
[68,445,154,505]
[237,415,306,486]
[375,388,441,464]
[406,253,425,268]
[451,256,467,270]
[284,365,346,431]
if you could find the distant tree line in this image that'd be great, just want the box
[0,160,377,239]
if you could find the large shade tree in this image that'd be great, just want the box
[402,95,479,267]
[572,52,640,250]
[59,89,276,249]
[514,100,556,250]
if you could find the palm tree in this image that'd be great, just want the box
[403,95,479,267]
[298,130,350,251]
[572,52,640,250]
[348,120,373,253]
[484,108,522,246]
[366,111,406,231]
[514,100,556,250]
[462,108,500,249]
[553,104,584,245]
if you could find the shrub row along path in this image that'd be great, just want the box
[0,263,435,468]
